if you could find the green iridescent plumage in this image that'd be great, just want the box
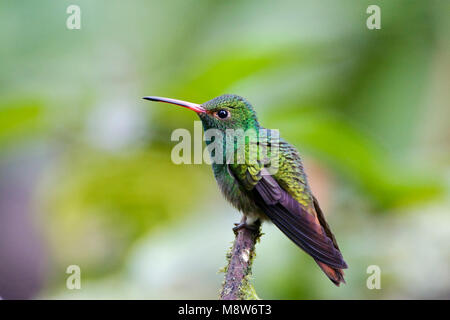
[200,95,314,219]
[144,94,348,285]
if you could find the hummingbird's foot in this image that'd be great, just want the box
[233,222,258,235]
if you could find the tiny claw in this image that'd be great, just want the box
[233,222,258,235]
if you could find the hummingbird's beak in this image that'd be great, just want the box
[143,96,206,113]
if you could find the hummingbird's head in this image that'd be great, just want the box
[143,94,259,132]
[199,94,259,131]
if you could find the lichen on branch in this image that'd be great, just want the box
[219,218,262,300]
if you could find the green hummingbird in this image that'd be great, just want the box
[143,94,347,285]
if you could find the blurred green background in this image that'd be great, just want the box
[0,0,449,299]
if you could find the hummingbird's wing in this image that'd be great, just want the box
[228,139,347,275]
[252,171,347,269]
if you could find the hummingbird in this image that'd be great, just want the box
[143,94,347,285]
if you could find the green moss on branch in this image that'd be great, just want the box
[219,218,261,300]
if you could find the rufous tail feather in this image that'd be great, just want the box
[315,260,346,286]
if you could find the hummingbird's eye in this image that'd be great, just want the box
[215,109,230,120]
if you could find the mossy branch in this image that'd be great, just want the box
[219,217,262,300]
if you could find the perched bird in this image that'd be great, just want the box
[143,94,348,285]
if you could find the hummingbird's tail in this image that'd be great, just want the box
[312,196,346,286]
[315,260,346,286]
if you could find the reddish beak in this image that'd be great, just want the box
[143,96,206,113]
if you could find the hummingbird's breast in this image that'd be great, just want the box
[211,163,266,220]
